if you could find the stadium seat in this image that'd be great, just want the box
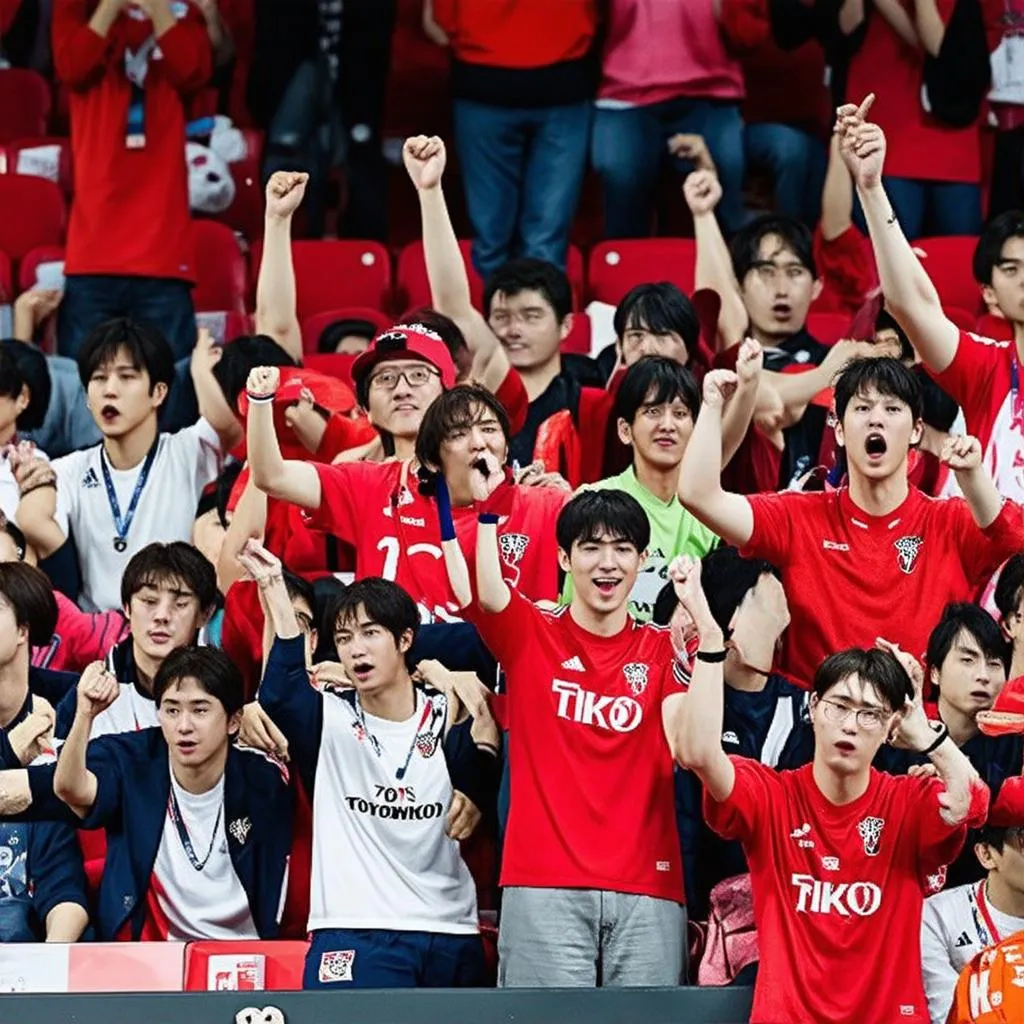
[561,309,592,355]
[944,306,980,332]
[196,310,254,345]
[587,238,697,307]
[183,940,309,992]
[4,136,73,194]
[192,220,248,313]
[806,311,853,345]
[0,175,66,260]
[301,306,392,354]
[251,239,393,318]
[913,236,982,313]
[216,157,265,243]
[0,69,52,143]
[301,352,359,387]
[0,248,12,304]
[0,942,186,992]
[17,244,65,293]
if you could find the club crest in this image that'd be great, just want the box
[894,536,923,575]
[623,662,650,696]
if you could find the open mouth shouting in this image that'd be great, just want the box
[592,576,622,597]
[864,433,888,462]
[351,662,375,684]
[100,404,121,424]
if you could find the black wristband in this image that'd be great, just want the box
[920,723,949,756]
[696,649,728,664]
[478,513,499,525]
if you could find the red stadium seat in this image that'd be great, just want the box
[0,175,66,260]
[806,311,852,345]
[562,309,592,355]
[0,249,12,304]
[913,236,982,313]
[17,245,65,293]
[251,239,392,317]
[944,305,979,332]
[5,136,73,194]
[217,157,265,243]
[301,306,392,354]
[301,352,358,387]
[587,238,697,307]
[0,69,51,143]
[183,941,309,992]
[192,220,248,313]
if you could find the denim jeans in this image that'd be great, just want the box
[57,274,197,362]
[591,97,747,236]
[744,122,827,226]
[853,177,982,239]
[453,100,592,279]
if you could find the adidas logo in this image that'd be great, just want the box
[955,931,973,949]
[82,468,100,490]
[722,731,740,745]
[560,656,585,672]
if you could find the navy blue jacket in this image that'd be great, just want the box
[28,729,294,941]
[0,667,79,771]
[54,638,147,740]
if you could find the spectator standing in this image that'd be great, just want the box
[431,0,597,279]
[52,0,211,361]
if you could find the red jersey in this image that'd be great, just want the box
[52,1,211,281]
[465,591,687,901]
[306,461,568,619]
[742,487,1024,687]
[705,759,985,1024]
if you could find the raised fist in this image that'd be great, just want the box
[77,662,119,721]
[246,365,281,400]
[940,434,982,472]
[265,171,309,221]
[735,338,763,386]
[403,135,447,191]
[682,169,722,216]
[702,369,739,410]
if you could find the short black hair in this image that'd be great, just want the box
[555,490,650,555]
[120,542,218,612]
[1,520,26,561]
[328,577,420,651]
[812,648,915,712]
[833,357,924,423]
[976,824,1015,854]
[613,283,700,356]
[415,384,510,472]
[995,554,1024,620]
[283,568,316,619]
[0,561,57,646]
[700,546,781,638]
[974,211,1024,285]
[614,356,701,424]
[77,318,176,395]
[212,334,296,412]
[317,318,377,354]
[1,341,49,431]
[0,344,24,409]
[874,309,914,363]
[730,214,817,283]
[926,602,1010,677]
[153,646,244,718]
[918,369,960,432]
[484,258,572,322]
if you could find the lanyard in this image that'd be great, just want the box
[353,695,437,781]
[974,881,1004,947]
[166,785,223,872]
[100,439,159,553]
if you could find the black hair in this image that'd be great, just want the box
[120,542,218,612]
[614,355,701,425]
[874,309,914,364]
[700,546,782,638]
[995,554,1024,620]
[415,384,510,473]
[833,357,924,423]
[153,646,244,717]
[0,345,24,412]
[812,648,915,712]
[1,520,26,561]
[1,341,49,431]
[555,490,650,555]
[926,601,1011,677]
[77,318,175,394]
[396,308,471,379]
[313,576,348,661]
[215,461,245,529]
[283,568,317,625]
[730,214,817,283]
[211,334,297,412]
[974,211,1024,285]
[317,318,377,354]
[483,258,572,323]
[613,283,701,356]
[327,577,420,652]
[917,369,960,432]
[0,561,57,646]
[976,825,1015,854]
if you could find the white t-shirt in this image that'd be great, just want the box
[153,771,259,942]
[309,689,478,934]
[53,420,222,611]
[1,446,49,523]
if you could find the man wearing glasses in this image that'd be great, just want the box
[673,554,989,1024]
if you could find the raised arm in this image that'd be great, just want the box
[11,447,66,559]
[875,0,921,47]
[52,663,119,819]
[942,436,1003,529]
[720,338,763,464]
[191,329,243,452]
[838,96,960,373]
[678,371,755,547]
[255,172,308,364]
[245,366,323,507]
[470,453,512,614]
[217,473,268,594]
[820,133,855,242]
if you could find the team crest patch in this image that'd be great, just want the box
[623,662,650,696]
[228,817,252,845]
[894,535,924,575]
[318,949,354,984]
[415,731,438,758]
[498,533,529,588]
[352,721,368,743]
[857,816,885,857]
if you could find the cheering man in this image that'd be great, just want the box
[673,554,989,1024]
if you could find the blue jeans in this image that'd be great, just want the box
[744,123,827,226]
[591,97,747,236]
[304,928,486,989]
[453,100,592,279]
[57,275,197,362]
[853,177,982,239]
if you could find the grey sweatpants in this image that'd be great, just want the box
[497,886,686,988]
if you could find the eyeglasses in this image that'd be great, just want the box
[818,697,890,733]
[368,366,440,391]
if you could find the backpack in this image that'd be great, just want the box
[697,873,760,985]
[921,0,992,128]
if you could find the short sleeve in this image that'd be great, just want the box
[910,775,990,876]
[300,462,363,542]
[168,418,223,492]
[52,449,85,536]
[933,330,1008,420]
[462,589,544,678]
[953,498,1024,585]
[702,755,776,843]
[740,491,795,565]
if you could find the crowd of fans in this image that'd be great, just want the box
[6,2,1024,1023]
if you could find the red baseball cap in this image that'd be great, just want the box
[977,675,1024,738]
[351,325,457,392]
[989,776,1024,828]
[236,367,357,418]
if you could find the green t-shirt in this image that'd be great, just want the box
[561,467,718,621]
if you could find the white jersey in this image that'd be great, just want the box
[152,771,259,942]
[309,687,478,934]
[1,446,48,522]
[53,420,222,611]
[922,880,1024,1024]
[90,681,160,739]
